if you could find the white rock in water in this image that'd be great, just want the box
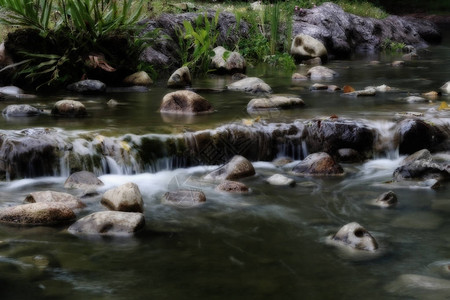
[266,174,295,186]
[440,81,450,93]
[0,86,24,96]
[405,96,427,103]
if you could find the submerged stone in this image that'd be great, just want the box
[331,222,378,251]
[216,181,249,193]
[68,211,145,236]
[162,189,206,208]
[374,191,397,208]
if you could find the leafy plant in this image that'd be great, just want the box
[264,53,296,72]
[381,38,406,52]
[177,11,220,76]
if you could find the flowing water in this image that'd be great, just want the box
[1,36,450,299]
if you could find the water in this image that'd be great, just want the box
[1,38,450,299]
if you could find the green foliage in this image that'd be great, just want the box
[263,53,296,72]
[177,12,220,76]
[0,0,149,89]
[381,38,406,52]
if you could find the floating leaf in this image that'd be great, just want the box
[343,85,355,93]
[438,101,449,111]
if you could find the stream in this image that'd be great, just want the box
[0,35,450,299]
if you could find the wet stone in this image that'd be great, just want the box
[216,181,249,193]
[162,189,206,208]
[64,171,104,191]
[330,222,378,251]
[0,203,76,226]
[266,174,295,187]
[101,182,144,213]
[374,191,397,208]
[25,191,85,210]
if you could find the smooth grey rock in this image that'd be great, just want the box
[66,79,106,93]
[167,66,191,88]
[205,155,255,181]
[210,46,246,74]
[51,100,87,117]
[405,96,427,103]
[0,203,76,226]
[227,77,272,94]
[306,66,337,80]
[101,182,144,213]
[247,96,305,112]
[290,34,327,63]
[68,211,145,236]
[2,104,41,117]
[440,81,450,93]
[374,191,398,208]
[0,86,24,96]
[266,174,295,187]
[331,222,378,251]
[343,88,376,97]
[292,73,308,80]
[160,90,214,115]
[25,191,85,210]
[162,189,206,207]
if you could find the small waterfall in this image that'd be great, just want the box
[367,120,400,159]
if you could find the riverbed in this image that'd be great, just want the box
[0,36,449,299]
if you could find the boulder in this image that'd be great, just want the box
[0,86,24,96]
[0,203,76,226]
[266,174,295,187]
[374,191,398,208]
[215,181,249,193]
[123,71,153,86]
[227,77,272,94]
[394,119,447,154]
[162,189,206,207]
[68,211,145,236]
[290,34,328,63]
[292,73,308,80]
[440,81,450,93]
[247,95,305,112]
[64,171,104,190]
[405,96,427,103]
[2,104,41,117]
[343,88,376,97]
[66,79,106,93]
[393,149,450,181]
[160,90,214,115]
[306,66,337,80]
[101,182,144,213]
[331,222,378,251]
[210,46,246,74]
[301,118,375,158]
[51,100,87,117]
[205,155,255,181]
[167,66,191,88]
[292,152,344,176]
[25,191,86,210]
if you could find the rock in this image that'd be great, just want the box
[204,155,255,181]
[374,191,397,208]
[0,86,24,96]
[2,105,41,117]
[123,71,153,86]
[232,73,247,81]
[0,42,13,67]
[167,66,191,88]
[291,73,308,80]
[247,95,305,112]
[101,182,144,213]
[51,100,87,117]
[215,181,249,193]
[402,52,419,60]
[303,57,322,65]
[0,203,76,226]
[24,191,85,210]
[290,34,327,63]
[343,88,376,97]
[64,171,104,190]
[66,79,106,93]
[394,119,447,154]
[292,152,344,176]
[266,174,295,187]
[162,189,206,207]
[327,85,341,92]
[337,148,362,163]
[139,46,170,67]
[440,81,450,93]
[107,99,119,106]
[392,60,405,67]
[386,274,450,297]
[331,222,378,251]
[310,83,328,90]
[393,149,450,181]
[68,211,145,236]
[272,157,294,167]
[368,84,392,92]
[306,66,337,80]
[292,3,441,58]
[422,91,440,100]
[160,90,214,115]
[210,46,246,74]
[405,96,427,103]
[301,118,375,158]
[227,77,272,94]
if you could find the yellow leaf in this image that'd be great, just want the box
[120,141,131,152]
[438,101,449,111]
